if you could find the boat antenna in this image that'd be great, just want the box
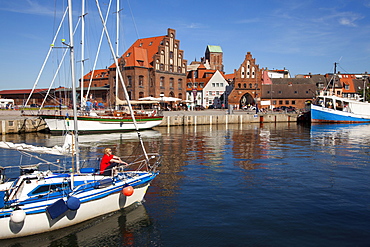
[95,0,149,162]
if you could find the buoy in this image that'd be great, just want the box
[123,186,134,196]
[10,209,26,223]
[66,196,81,210]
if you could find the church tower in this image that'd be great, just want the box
[204,45,224,72]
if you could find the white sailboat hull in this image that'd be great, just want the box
[44,117,163,133]
[0,172,156,239]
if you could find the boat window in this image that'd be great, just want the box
[336,101,343,111]
[29,183,69,196]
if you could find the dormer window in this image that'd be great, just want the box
[126,53,131,57]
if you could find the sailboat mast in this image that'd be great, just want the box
[115,0,120,110]
[68,0,80,171]
[81,0,86,106]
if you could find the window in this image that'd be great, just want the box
[127,76,132,87]
[160,64,164,70]
[139,76,144,87]
[31,183,68,196]
[169,65,173,72]
[169,78,174,88]
[160,77,165,88]
[279,100,283,104]
[178,79,182,89]
[294,91,298,94]
[292,100,296,105]
[249,83,252,88]
[285,100,289,104]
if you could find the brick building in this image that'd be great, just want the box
[228,52,262,109]
[107,28,187,106]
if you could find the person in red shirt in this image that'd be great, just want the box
[100,148,128,176]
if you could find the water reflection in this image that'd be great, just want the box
[0,203,151,247]
[1,123,370,245]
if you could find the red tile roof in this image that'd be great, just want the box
[109,35,166,69]
[83,69,109,80]
[341,77,356,93]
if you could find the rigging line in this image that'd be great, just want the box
[38,18,82,112]
[85,0,113,100]
[23,6,69,108]
[17,151,64,169]
[95,0,149,163]
[126,0,140,39]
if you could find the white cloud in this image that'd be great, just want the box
[0,0,61,17]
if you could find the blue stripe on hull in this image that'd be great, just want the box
[311,108,370,123]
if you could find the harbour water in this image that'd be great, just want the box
[1,122,370,246]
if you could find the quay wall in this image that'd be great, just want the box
[0,118,47,135]
[158,112,298,127]
[0,110,299,134]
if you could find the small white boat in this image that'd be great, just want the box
[40,113,163,133]
[0,0,160,239]
[0,160,159,239]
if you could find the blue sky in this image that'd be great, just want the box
[1,0,370,89]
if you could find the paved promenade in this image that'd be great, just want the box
[0,108,259,120]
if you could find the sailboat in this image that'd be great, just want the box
[0,0,160,239]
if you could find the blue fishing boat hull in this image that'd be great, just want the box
[311,105,370,123]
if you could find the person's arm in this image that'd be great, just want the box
[110,156,128,165]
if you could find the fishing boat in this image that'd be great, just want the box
[0,0,160,239]
[311,63,370,123]
[311,95,370,123]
